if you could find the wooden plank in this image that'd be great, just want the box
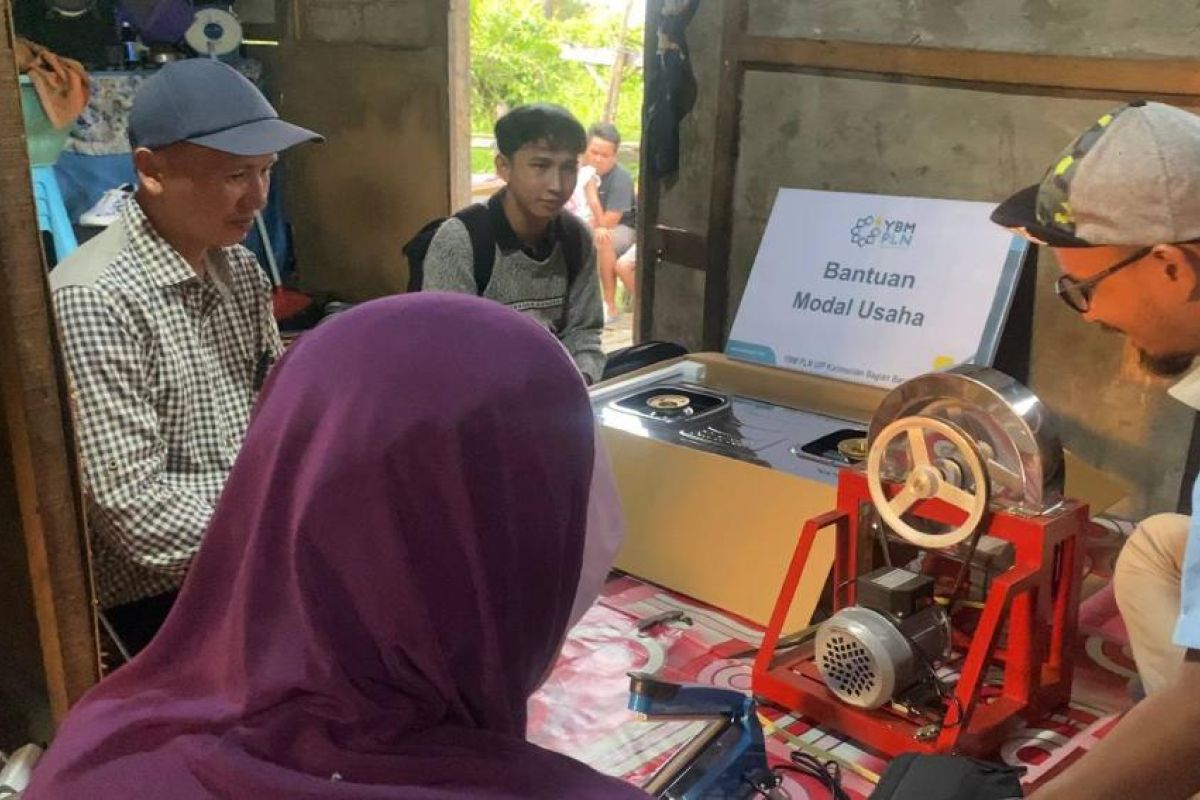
[634,0,663,344]
[0,4,100,720]
[651,225,706,271]
[447,0,471,212]
[735,37,1200,101]
[701,0,748,351]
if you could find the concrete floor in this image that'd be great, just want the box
[601,311,634,353]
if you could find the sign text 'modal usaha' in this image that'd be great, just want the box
[790,260,925,327]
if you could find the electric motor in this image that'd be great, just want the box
[815,604,950,710]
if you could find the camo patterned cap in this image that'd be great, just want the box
[992,101,1200,248]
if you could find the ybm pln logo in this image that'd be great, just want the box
[850,215,917,248]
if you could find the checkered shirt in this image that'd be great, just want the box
[53,200,282,608]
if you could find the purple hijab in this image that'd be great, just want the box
[27,294,647,799]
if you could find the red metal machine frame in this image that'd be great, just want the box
[752,468,1088,756]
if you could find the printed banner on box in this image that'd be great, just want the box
[726,189,1027,389]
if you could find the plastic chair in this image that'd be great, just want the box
[30,165,77,265]
[20,76,77,265]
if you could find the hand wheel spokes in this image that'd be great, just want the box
[866,415,990,549]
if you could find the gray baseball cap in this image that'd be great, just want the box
[129,59,323,156]
[992,101,1200,247]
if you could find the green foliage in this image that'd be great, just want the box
[470,0,643,161]
[541,0,589,20]
[471,147,495,174]
[472,145,634,181]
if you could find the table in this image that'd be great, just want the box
[531,574,1133,798]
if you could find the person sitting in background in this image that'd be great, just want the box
[48,58,322,655]
[566,160,600,225]
[615,243,638,316]
[583,122,637,323]
[423,104,604,384]
[24,294,636,800]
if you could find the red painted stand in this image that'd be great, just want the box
[752,468,1088,756]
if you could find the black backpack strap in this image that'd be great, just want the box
[554,212,589,328]
[558,212,586,286]
[401,217,447,293]
[454,203,495,295]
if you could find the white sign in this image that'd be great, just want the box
[726,189,1027,389]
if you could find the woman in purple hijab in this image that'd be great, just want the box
[26,294,644,799]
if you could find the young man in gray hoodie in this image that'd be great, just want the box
[422,104,604,383]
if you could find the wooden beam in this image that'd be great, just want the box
[447,0,471,212]
[650,225,706,271]
[735,37,1200,101]
[0,3,100,719]
[701,0,748,351]
[601,0,636,124]
[634,0,662,344]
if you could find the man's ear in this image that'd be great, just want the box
[494,152,511,183]
[1154,244,1200,299]
[133,147,166,196]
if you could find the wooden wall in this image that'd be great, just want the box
[637,0,1200,517]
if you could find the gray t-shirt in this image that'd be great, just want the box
[598,164,636,227]
[422,205,605,383]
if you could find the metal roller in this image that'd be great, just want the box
[867,366,1064,516]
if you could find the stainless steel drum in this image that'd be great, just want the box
[867,366,1064,517]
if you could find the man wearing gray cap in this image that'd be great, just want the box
[993,100,1200,799]
[50,59,322,656]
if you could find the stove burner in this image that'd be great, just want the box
[607,384,728,424]
[837,437,869,462]
[647,394,692,412]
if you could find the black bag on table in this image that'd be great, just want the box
[869,753,1025,800]
[600,340,688,382]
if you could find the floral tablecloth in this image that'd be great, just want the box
[531,573,1133,798]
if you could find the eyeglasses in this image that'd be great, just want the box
[1054,246,1152,313]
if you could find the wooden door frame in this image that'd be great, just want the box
[447,0,471,211]
[1,1,101,723]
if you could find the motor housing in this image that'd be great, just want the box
[815,604,950,709]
